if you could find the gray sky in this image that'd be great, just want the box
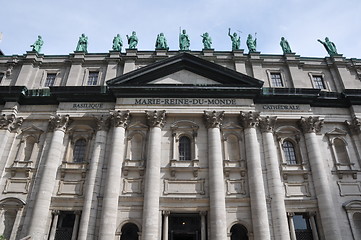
[1,0,360,58]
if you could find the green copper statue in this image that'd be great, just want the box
[201,32,212,49]
[126,31,138,49]
[155,33,169,50]
[30,35,44,53]
[228,28,240,50]
[246,34,257,53]
[112,34,123,51]
[318,37,338,56]
[76,34,88,52]
[179,29,190,51]
[280,37,292,54]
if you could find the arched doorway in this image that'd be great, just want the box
[120,223,139,240]
[230,224,248,240]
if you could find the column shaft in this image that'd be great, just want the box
[288,214,296,240]
[99,126,126,239]
[48,213,59,240]
[244,127,271,240]
[208,127,227,240]
[28,129,65,239]
[304,132,341,239]
[71,213,81,240]
[142,127,162,240]
[263,132,290,240]
[78,129,107,239]
[163,212,169,240]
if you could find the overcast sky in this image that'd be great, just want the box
[1,0,360,58]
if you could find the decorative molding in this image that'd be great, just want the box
[203,110,224,128]
[122,178,143,194]
[95,114,111,131]
[239,111,259,128]
[298,116,324,133]
[259,116,277,133]
[48,114,70,132]
[163,179,205,195]
[337,181,361,196]
[345,116,361,135]
[0,114,23,132]
[145,110,166,128]
[110,110,130,128]
[284,182,311,197]
[226,179,246,195]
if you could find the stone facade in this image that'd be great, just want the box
[0,49,361,239]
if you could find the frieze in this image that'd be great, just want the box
[120,98,242,106]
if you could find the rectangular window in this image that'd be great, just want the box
[87,71,99,85]
[44,73,56,87]
[312,75,325,89]
[270,73,283,87]
[293,214,314,240]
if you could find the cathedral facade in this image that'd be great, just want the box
[0,48,361,240]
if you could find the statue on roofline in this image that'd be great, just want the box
[228,28,240,50]
[179,29,190,51]
[280,37,292,54]
[30,35,44,53]
[76,33,88,52]
[318,37,338,56]
[126,31,138,49]
[112,34,123,51]
[246,33,257,53]
[201,32,212,49]
[155,33,168,50]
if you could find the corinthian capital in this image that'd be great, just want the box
[239,111,259,128]
[299,116,324,133]
[48,114,70,132]
[0,114,23,132]
[345,116,361,135]
[203,111,224,128]
[110,110,130,128]
[259,116,277,133]
[95,115,111,131]
[146,110,166,128]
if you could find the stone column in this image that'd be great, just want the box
[162,211,170,240]
[71,211,81,240]
[259,116,290,240]
[203,111,227,240]
[299,116,341,240]
[240,111,271,240]
[48,211,60,240]
[200,211,207,240]
[99,111,130,239]
[287,213,296,240]
[78,116,110,240]
[27,114,70,239]
[141,110,166,240]
[309,213,319,240]
[10,207,24,240]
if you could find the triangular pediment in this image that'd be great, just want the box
[107,53,263,87]
[148,70,222,85]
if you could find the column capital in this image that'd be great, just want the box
[203,110,224,128]
[110,110,130,128]
[163,210,171,216]
[146,110,166,128]
[287,212,295,217]
[239,111,259,128]
[48,114,70,132]
[52,210,60,215]
[345,116,361,135]
[299,116,324,134]
[95,115,111,131]
[200,211,207,216]
[0,114,23,132]
[259,116,277,133]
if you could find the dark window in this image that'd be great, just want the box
[55,212,76,240]
[120,223,139,240]
[283,140,297,164]
[293,214,314,240]
[73,139,86,162]
[312,75,325,89]
[179,136,191,160]
[270,73,283,87]
[45,73,56,87]
[230,224,248,240]
[87,71,99,85]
